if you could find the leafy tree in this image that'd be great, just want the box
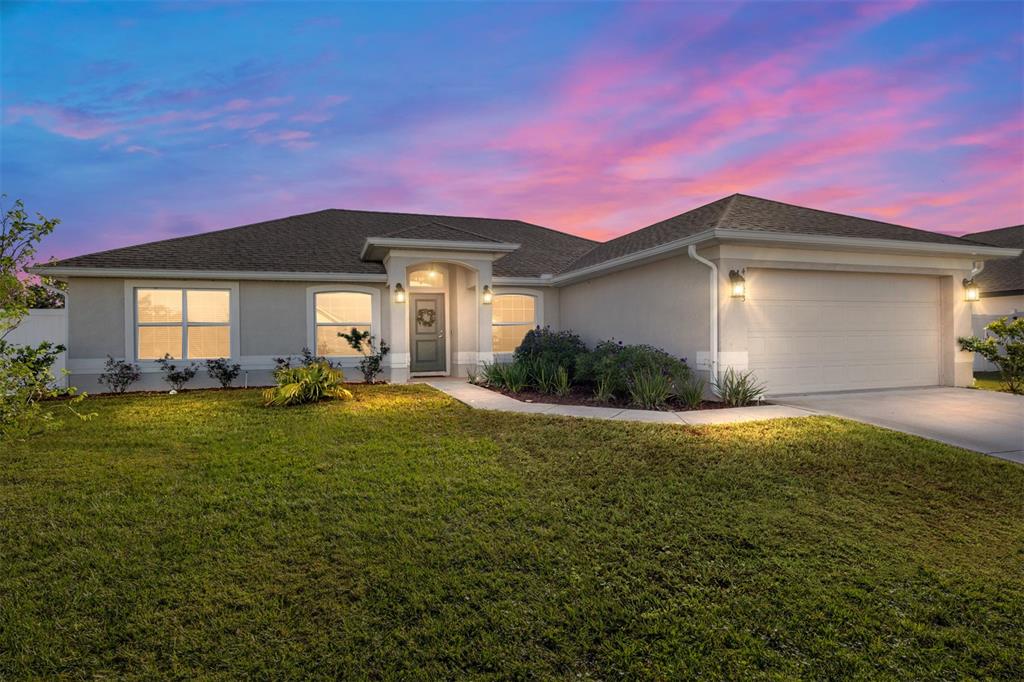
[959,316,1024,394]
[1,196,61,338]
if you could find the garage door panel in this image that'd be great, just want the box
[746,270,940,394]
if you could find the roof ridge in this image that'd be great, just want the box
[711,193,743,228]
[381,220,502,243]
[727,193,981,244]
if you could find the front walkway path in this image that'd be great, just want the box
[418,378,814,426]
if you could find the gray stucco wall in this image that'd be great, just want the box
[65,277,390,392]
[558,254,710,366]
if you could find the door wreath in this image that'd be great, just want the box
[416,308,437,327]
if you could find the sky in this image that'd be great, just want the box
[2,0,1022,262]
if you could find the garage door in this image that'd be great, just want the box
[746,269,940,394]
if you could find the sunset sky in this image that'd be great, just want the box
[2,0,1022,262]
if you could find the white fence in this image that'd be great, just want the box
[5,309,69,386]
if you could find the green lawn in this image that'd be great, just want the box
[2,386,1022,679]
[974,371,1012,392]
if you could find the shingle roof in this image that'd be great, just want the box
[964,225,1023,295]
[379,221,502,243]
[566,194,983,271]
[51,194,1003,280]
[51,209,596,278]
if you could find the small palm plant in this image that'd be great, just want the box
[263,362,353,406]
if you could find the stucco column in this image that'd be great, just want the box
[945,273,975,387]
[384,255,412,383]
[476,261,493,366]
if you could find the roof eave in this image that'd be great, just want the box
[28,266,390,283]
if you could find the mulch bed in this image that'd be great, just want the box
[483,385,736,412]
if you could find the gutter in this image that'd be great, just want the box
[687,245,719,394]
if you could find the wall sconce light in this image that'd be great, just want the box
[729,270,746,300]
[481,285,493,304]
[393,283,406,303]
[963,278,980,302]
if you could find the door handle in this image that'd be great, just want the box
[438,329,444,338]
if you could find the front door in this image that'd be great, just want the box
[410,293,446,373]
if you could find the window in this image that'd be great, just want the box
[314,291,372,356]
[136,288,231,360]
[492,294,537,353]
[409,266,445,288]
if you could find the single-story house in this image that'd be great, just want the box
[35,194,1021,395]
[961,224,1023,371]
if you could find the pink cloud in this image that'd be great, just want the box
[4,103,121,140]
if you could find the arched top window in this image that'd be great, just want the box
[314,290,372,356]
[492,294,537,353]
[408,266,445,288]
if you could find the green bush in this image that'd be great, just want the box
[338,328,390,383]
[480,361,509,389]
[959,316,1023,394]
[0,340,91,441]
[514,327,588,378]
[553,366,571,397]
[503,361,530,393]
[156,355,198,392]
[675,376,706,409]
[713,367,766,407]
[576,340,690,400]
[263,362,353,406]
[627,369,674,409]
[205,358,241,388]
[98,356,141,394]
[528,358,558,394]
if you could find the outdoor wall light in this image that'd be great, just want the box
[963,278,980,302]
[393,283,406,303]
[481,285,493,304]
[729,270,746,300]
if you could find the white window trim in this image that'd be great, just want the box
[306,285,383,360]
[491,288,544,357]
[123,279,240,369]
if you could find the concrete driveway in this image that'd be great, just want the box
[777,387,1024,463]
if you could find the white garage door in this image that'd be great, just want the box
[746,269,940,394]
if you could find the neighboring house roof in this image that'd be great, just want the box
[964,224,1024,296]
[46,193,1010,280]
[48,209,596,278]
[566,194,985,271]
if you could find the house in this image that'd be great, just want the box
[961,224,1023,371]
[35,194,1021,395]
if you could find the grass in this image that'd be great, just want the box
[2,386,1022,679]
[974,371,1014,393]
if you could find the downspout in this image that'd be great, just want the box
[687,245,718,393]
[969,260,985,280]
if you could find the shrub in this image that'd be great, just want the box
[529,358,558,394]
[959,316,1024,394]
[503,361,530,393]
[263,362,353,406]
[98,355,141,394]
[513,327,588,378]
[675,376,706,410]
[627,369,674,409]
[0,341,91,441]
[576,340,690,400]
[337,328,390,383]
[713,367,766,407]
[480,361,509,389]
[156,355,198,392]
[205,358,241,389]
[273,347,333,371]
[553,366,571,397]
[594,373,615,403]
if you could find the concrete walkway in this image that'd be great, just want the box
[419,378,813,426]
[777,387,1024,464]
